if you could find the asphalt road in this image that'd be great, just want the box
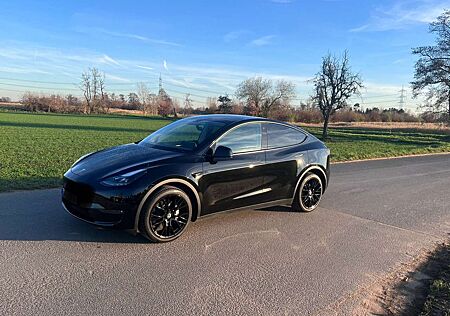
[0,154,449,315]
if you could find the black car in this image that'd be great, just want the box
[62,114,330,242]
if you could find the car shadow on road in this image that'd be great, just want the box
[256,206,296,213]
[0,217,149,244]
[0,190,303,243]
[0,189,149,244]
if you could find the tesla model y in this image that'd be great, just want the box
[62,115,330,242]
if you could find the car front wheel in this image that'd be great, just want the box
[139,186,192,242]
[294,173,323,212]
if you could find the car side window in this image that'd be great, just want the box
[267,123,306,149]
[217,123,262,153]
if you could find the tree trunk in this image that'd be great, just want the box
[322,116,329,140]
[448,91,450,125]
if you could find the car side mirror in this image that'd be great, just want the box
[213,146,233,161]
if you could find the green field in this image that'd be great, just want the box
[1,111,449,192]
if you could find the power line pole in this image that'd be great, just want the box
[158,73,163,95]
[184,93,192,116]
[399,85,406,109]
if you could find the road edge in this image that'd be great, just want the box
[331,151,450,165]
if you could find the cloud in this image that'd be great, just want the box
[208,78,238,91]
[351,0,450,32]
[165,77,212,90]
[165,63,310,89]
[0,43,310,103]
[249,35,275,46]
[75,27,181,47]
[105,73,130,82]
[0,66,52,75]
[99,54,120,66]
[137,65,154,71]
[362,82,403,95]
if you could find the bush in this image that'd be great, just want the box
[331,109,365,122]
[294,108,323,123]
[270,105,296,122]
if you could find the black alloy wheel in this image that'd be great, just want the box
[296,173,323,212]
[140,186,192,242]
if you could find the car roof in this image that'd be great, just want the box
[184,114,272,124]
[183,114,307,131]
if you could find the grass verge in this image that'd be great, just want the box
[355,242,450,315]
[0,111,449,192]
[420,243,450,316]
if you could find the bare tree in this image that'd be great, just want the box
[261,80,295,117]
[312,51,363,139]
[206,97,217,113]
[158,97,173,117]
[235,77,295,117]
[173,98,180,118]
[66,94,80,108]
[79,67,106,114]
[128,92,140,109]
[80,71,92,114]
[90,68,100,113]
[148,94,159,115]
[136,82,150,115]
[48,94,66,113]
[236,77,270,116]
[412,10,450,123]
[21,92,39,112]
[98,71,107,112]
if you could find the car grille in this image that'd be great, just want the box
[63,178,94,208]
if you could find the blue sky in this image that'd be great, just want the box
[0,0,448,109]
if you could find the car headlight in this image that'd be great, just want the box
[100,169,146,187]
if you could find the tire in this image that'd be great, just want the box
[292,173,323,212]
[139,186,192,242]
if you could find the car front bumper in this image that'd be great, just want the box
[61,175,139,229]
[62,197,124,227]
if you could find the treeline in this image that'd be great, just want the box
[17,68,179,117]
[185,103,424,123]
[16,90,441,123]
[7,67,446,124]
[19,91,176,117]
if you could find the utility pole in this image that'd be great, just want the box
[399,85,406,109]
[158,73,163,96]
[184,93,192,116]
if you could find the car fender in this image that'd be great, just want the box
[291,165,328,204]
[133,177,201,232]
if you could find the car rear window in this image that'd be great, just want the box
[266,123,306,149]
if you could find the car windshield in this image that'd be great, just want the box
[140,118,228,151]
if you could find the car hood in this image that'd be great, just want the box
[71,143,182,178]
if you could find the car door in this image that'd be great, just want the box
[199,122,266,215]
[257,122,309,203]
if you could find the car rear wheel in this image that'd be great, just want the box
[139,186,192,242]
[293,173,323,212]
